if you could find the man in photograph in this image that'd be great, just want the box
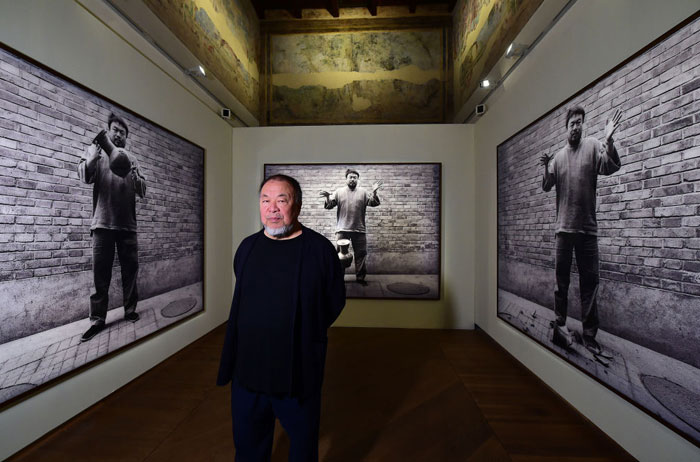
[217,174,345,462]
[320,169,382,285]
[78,113,147,342]
[541,106,622,358]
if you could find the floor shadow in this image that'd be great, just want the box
[312,327,495,462]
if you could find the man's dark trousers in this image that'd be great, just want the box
[90,228,139,324]
[336,231,367,281]
[554,232,600,338]
[231,380,321,462]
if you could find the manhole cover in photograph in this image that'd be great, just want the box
[640,375,700,431]
[161,297,197,318]
[386,282,430,296]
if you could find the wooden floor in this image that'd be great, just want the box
[10,326,635,462]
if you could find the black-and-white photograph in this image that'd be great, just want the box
[497,14,700,445]
[264,163,441,299]
[0,45,204,407]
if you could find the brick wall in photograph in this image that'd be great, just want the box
[0,48,204,280]
[265,163,441,274]
[0,47,204,342]
[497,17,700,366]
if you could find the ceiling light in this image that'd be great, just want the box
[480,79,491,88]
[185,65,206,78]
[505,43,528,58]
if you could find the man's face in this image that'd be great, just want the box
[260,179,300,237]
[109,121,127,148]
[567,114,583,146]
[346,173,359,189]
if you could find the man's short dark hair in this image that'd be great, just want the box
[260,174,302,205]
[565,106,585,128]
[345,169,360,178]
[108,112,129,137]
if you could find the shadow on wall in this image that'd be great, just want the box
[441,282,459,328]
[0,254,202,344]
[498,257,700,369]
[344,251,440,275]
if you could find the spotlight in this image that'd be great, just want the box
[185,65,206,78]
[480,79,491,88]
[505,43,528,58]
[475,104,487,116]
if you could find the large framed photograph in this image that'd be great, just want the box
[0,45,204,407]
[264,163,441,300]
[497,13,700,445]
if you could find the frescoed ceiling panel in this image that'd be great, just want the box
[142,0,262,119]
[111,0,562,125]
[267,28,447,124]
[452,0,544,111]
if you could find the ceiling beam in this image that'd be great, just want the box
[326,0,340,17]
[253,0,266,19]
[286,0,303,19]
[367,0,378,16]
[262,15,452,34]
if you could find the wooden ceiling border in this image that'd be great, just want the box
[261,15,451,34]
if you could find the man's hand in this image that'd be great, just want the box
[371,180,383,194]
[539,152,552,168]
[605,108,623,143]
[319,191,330,198]
[86,141,101,157]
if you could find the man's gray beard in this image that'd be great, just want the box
[568,134,581,148]
[264,223,295,238]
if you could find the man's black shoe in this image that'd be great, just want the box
[124,312,140,323]
[81,324,105,342]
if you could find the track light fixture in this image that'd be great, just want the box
[185,65,206,78]
[506,42,528,58]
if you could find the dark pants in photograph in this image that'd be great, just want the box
[90,229,139,325]
[336,231,367,281]
[231,381,321,462]
[554,232,600,338]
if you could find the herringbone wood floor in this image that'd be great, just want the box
[9,325,635,461]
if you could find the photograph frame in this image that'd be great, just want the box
[496,11,700,447]
[264,162,442,300]
[0,43,206,410]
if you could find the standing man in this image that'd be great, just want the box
[541,106,622,358]
[78,113,146,342]
[217,174,346,462]
[320,169,382,285]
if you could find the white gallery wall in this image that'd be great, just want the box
[0,0,234,459]
[473,0,700,460]
[232,124,475,329]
